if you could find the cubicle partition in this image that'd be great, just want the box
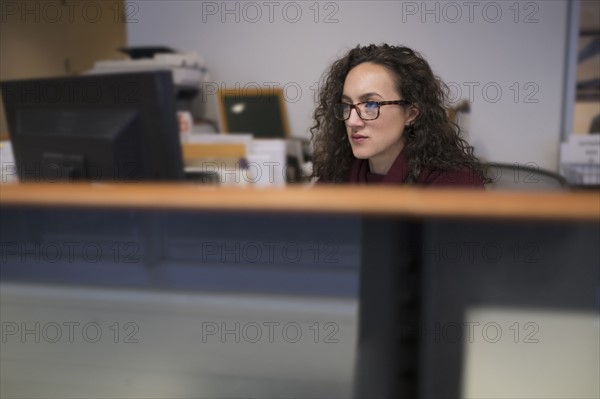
[1,184,599,398]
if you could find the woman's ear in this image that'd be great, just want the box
[405,105,420,125]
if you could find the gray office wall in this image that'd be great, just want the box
[127,0,569,171]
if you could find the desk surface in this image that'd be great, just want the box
[1,183,598,221]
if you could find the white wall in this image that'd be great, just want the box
[127,0,569,171]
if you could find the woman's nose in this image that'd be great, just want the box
[345,107,364,127]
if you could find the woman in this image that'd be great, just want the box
[311,44,488,187]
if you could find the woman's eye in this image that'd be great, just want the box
[365,101,379,110]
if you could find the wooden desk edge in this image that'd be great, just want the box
[1,183,598,221]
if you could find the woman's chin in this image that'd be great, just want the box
[351,148,371,160]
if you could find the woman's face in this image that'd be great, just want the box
[342,62,418,174]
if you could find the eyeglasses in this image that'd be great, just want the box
[334,100,411,121]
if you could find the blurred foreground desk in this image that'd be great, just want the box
[1,184,599,398]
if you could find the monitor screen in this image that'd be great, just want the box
[218,88,289,139]
[1,71,184,182]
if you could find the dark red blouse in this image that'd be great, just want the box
[348,148,485,188]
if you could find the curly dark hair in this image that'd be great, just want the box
[310,44,489,184]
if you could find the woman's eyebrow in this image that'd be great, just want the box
[341,92,383,102]
[358,92,382,101]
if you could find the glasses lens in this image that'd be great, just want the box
[334,103,349,120]
[360,102,379,120]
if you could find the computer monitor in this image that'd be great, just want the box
[1,71,184,182]
[218,88,290,138]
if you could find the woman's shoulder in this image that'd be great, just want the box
[419,167,485,188]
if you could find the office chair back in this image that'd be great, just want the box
[484,162,569,191]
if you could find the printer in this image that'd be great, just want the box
[86,47,209,121]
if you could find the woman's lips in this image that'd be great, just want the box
[351,133,368,143]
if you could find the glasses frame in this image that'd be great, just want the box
[334,100,412,121]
